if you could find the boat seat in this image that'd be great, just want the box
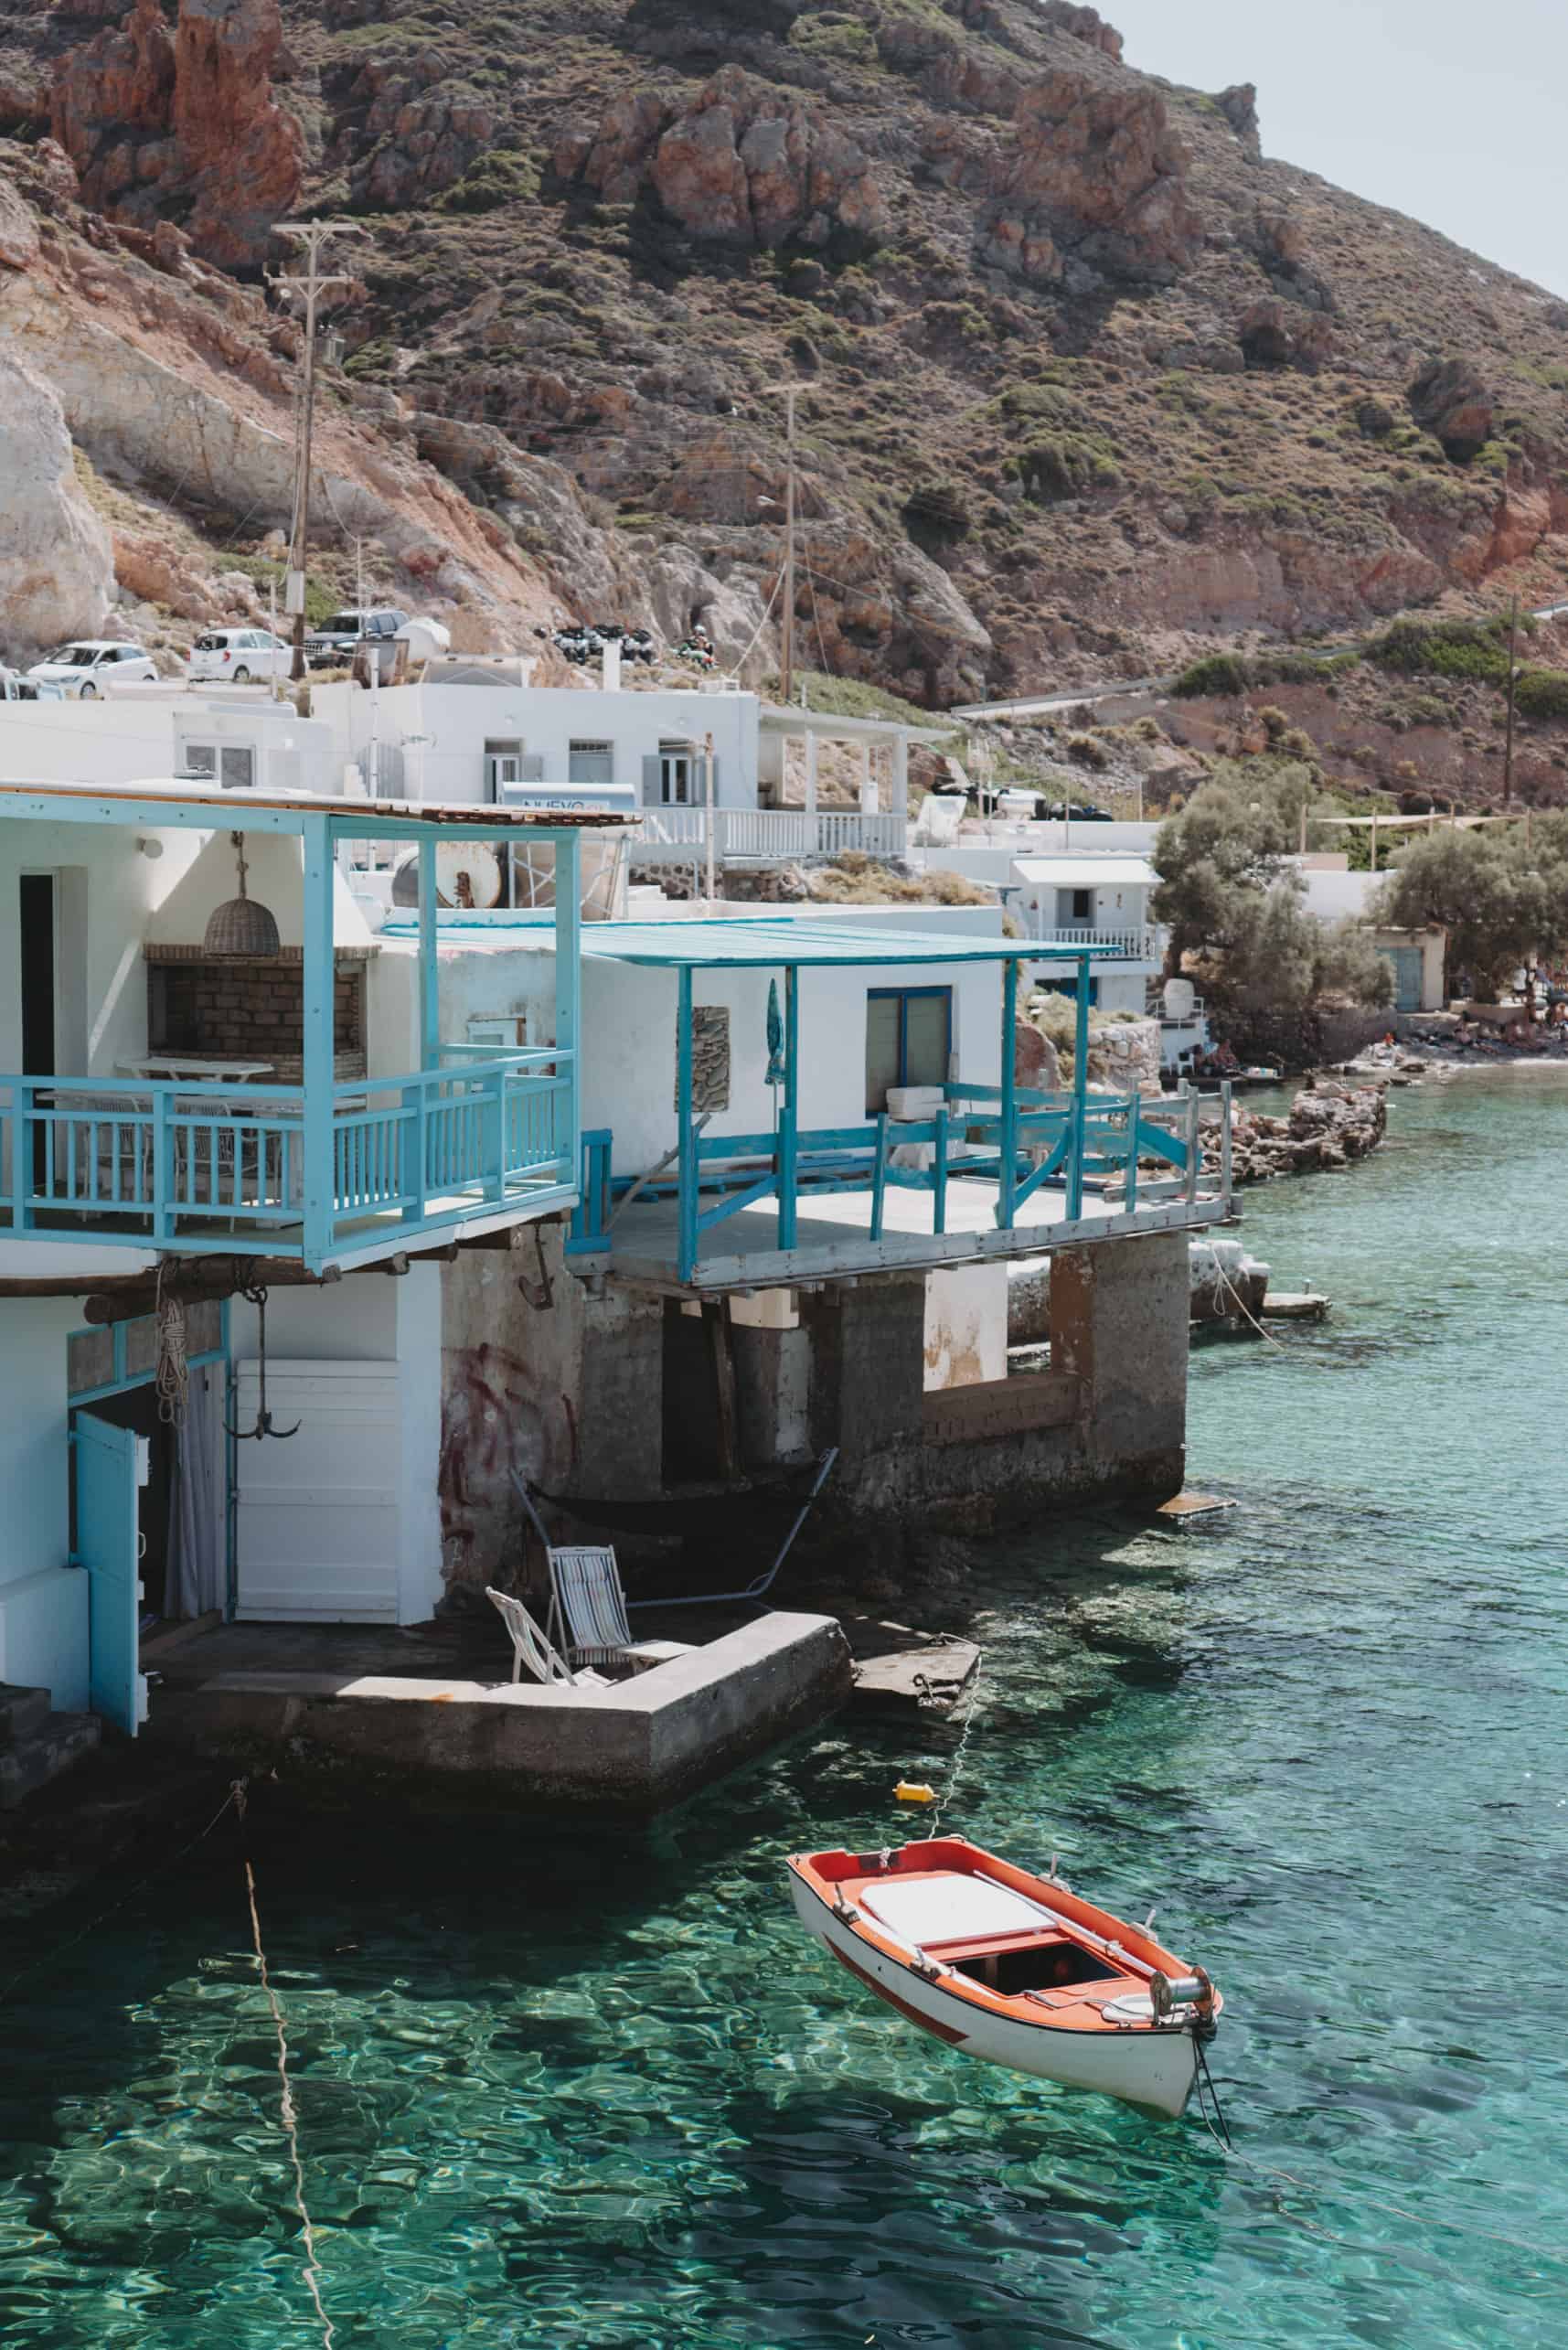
[859,1872,1059,1951]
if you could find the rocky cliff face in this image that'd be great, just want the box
[4,0,1568,704]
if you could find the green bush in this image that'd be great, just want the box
[1172,652,1250,699]
[1404,692,1452,728]
[1514,666,1568,721]
[1364,616,1516,683]
[1065,732,1111,770]
[789,14,877,61]
[1019,433,1119,501]
[437,149,541,214]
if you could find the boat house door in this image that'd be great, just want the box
[234,1361,402,1622]
[73,1410,149,1736]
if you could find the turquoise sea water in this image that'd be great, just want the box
[3,1073,1566,2349]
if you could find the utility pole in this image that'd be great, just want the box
[271,219,367,684]
[770,385,801,707]
[1503,593,1520,808]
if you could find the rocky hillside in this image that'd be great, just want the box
[3,0,1567,700]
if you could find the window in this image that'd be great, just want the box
[484,739,523,801]
[183,742,255,787]
[569,740,614,785]
[865,987,952,1112]
[659,744,694,805]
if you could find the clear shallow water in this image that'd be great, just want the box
[3,1074,1566,2350]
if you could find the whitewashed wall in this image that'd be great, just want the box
[315,682,761,808]
[0,1297,88,1709]
[0,696,335,794]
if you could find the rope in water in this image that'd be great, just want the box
[237,1783,334,2350]
[1189,2038,1567,2273]
[923,1648,985,1839]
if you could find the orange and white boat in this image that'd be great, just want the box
[786,1835,1221,2118]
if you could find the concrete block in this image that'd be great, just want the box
[148,1613,852,1812]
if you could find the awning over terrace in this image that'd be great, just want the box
[576,918,1125,969]
[564,919,1214,1287]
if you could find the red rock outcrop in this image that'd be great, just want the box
[346,52,498,209]
[978,68,1205,284]
[1037,3,1125,59]
[50,0,302,270]
[563,67,890,251]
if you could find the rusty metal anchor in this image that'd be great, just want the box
[225,1286,301,1440]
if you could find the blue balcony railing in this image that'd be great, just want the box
[0,1050,575,1269]
[571,1079,1218,1282]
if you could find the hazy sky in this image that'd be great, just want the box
[1106,0,1568,299]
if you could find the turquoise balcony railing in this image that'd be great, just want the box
[571,1078,1222,1284]
[0,1049,574,1271]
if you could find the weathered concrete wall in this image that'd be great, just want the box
[803,1276,927,1458]
[439,1225,664,1594]
[147,1612,852,1812]
[1050,1231,1188,1477]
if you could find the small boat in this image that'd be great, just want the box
[786,1835,1221,2117]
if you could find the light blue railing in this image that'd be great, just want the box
[0,1051,574,1265]
[571,1080,1208,1281]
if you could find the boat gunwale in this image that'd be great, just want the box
[786,1841,1219,2041]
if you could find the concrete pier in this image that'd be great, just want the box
[147,1613,851,1811]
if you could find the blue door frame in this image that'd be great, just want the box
[72,1411,147,1736]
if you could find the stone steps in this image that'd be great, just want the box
[0,1682,101,1810]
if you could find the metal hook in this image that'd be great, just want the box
[225,1286,301,1440]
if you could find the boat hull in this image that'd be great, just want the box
[788,1870,1203,2118]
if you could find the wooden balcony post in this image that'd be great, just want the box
[677,963,698,1284]
[553,827,581,1179]
[418,835,439,1071]
[302,815,336,1266]
[997,956,1019,1230]
[1067,953,1091,1223]
[778,962,799,1250]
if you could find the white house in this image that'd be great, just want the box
[0,682,339,796]
[1008,852,1161,1015]
[1293,857,1445,1011]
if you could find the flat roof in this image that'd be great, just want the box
[1013,855,1157,887]
[759,702,953,745]
[0,776,638,829]
[577,918,1114,968]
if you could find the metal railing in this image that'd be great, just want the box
[571,1078,1218,1280]
[0,1051,574,1264]
[635,806,908,862]
[1029,927,1158,961]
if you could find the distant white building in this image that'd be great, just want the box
[0,682,337,796]
[1008,852,1161,1015]
[1292,856,1445,1011]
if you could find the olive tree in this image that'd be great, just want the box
[1152,759,1393,1013]
[1375,817,1568,999]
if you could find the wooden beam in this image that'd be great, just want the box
[704,1299,741,1482]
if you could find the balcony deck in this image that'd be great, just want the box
[604,1170,1223,1292]
[0,1052,575,1273]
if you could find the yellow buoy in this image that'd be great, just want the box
[895,1780,937,1805]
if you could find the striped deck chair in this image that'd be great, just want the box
[485,1586,610,1689]
[545,1546,694,1675]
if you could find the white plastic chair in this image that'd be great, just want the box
[485,1586,609,1689]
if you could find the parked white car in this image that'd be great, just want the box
[27,640,159,697]
[187,626,293,684]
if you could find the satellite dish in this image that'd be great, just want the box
[436,840,503,909]
[390,843,506,909]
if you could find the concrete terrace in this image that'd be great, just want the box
[144,1611,851,1811]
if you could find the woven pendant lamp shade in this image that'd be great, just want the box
[204,831,282,956]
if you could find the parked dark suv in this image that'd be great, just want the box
[304,606,409,670]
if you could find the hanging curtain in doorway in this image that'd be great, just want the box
[168,1365,225,1618]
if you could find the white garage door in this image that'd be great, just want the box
[234,1361,401,1622]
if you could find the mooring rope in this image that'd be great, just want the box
[236,1784,335,2350]
[924,1648,985,1839]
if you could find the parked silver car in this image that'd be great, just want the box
[187,626,292,684]
[27,640,159,697]
[304,605,409,669]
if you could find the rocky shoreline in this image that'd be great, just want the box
[1205,1077,1389,1186]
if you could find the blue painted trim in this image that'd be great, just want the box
[778,964,799,1252]
[301,814,336,1271]
[677,967,697,1284]
[418,838,439,1071]
[997,957,1019,1232]
[869,1112,889,1239]
[68,1300,229,1406]
[867,983,953,1104]
[933,1106,949,1234]
[554,828,581,1197]
[1067,953,1091,1223]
